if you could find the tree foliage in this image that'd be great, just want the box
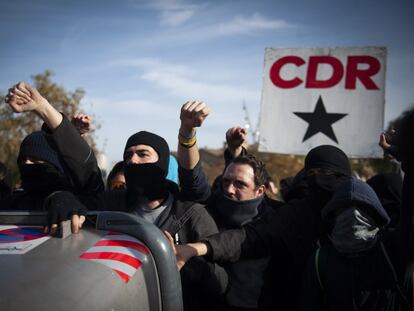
[0,70,100,185]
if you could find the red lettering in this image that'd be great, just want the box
[270,56,305,89]
[269,54,381,90]
[305,56,344,88]
[345,56,380,90]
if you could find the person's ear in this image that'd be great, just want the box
[256,184,266,196]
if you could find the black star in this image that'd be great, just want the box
[294,96,347,143]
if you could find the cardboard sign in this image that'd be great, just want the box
[258,47,386,158]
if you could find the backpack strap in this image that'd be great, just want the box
[315,248,324,291]
[169,202,199,236]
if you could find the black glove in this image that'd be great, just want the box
[44,191,87,226]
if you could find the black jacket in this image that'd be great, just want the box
[204,197,322,311]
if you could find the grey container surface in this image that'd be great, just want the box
[0,211,183,311]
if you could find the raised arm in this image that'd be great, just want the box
[6,82,104,194]
[177,101,211,202]
[6,82,63,129]
[177,100,209,170]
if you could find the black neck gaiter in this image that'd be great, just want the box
[213,190,264,229]
[19,163,70,195]
[124,163,169,210]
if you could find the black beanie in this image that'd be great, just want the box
[124,131,170,177]
[305,145,351,176]
[17,131,64,173]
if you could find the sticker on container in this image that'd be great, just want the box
[80,232,149,283]
[0,225,50,255]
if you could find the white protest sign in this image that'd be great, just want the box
[258,47,386,158]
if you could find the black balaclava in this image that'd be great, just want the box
[304,145,352,209]
[17,131,69,194]
[123,131,170,209]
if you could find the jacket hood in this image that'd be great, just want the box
[322,177,390,227]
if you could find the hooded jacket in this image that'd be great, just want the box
[301,178,409,311]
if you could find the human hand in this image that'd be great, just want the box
[164,230,197,270]
[379,130,397,160]
[5,82,48,113]
[71,113,92,135]
[226,127,247,155]
[179,101,210,135]
[44,191,87,236]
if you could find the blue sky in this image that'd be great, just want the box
[1,0,413,164]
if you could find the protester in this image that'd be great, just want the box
[379,107,414,307]
[176,118,284,310]
[167,144,352,310]
[301,177,409,310]
[80,100,227,311]
[1,82,103,234]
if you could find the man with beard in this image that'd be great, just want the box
[83,101,227,311]
[1,82,103,234]
[167,144,352,310]
[205,154,282,311]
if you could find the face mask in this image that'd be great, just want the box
[307,174,337,192]
[329,207,379,254]
[20,163,69,194]
[307,174,349,209]
[124,163,168,209]
[213,190,264,228]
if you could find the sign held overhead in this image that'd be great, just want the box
[258,47,386,158]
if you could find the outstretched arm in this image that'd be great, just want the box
[165,230,209,270]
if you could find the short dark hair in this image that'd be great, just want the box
[229,154,268,188]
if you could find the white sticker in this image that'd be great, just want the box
[0,225,50,255]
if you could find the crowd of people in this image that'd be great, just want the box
[1,81,414,311]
